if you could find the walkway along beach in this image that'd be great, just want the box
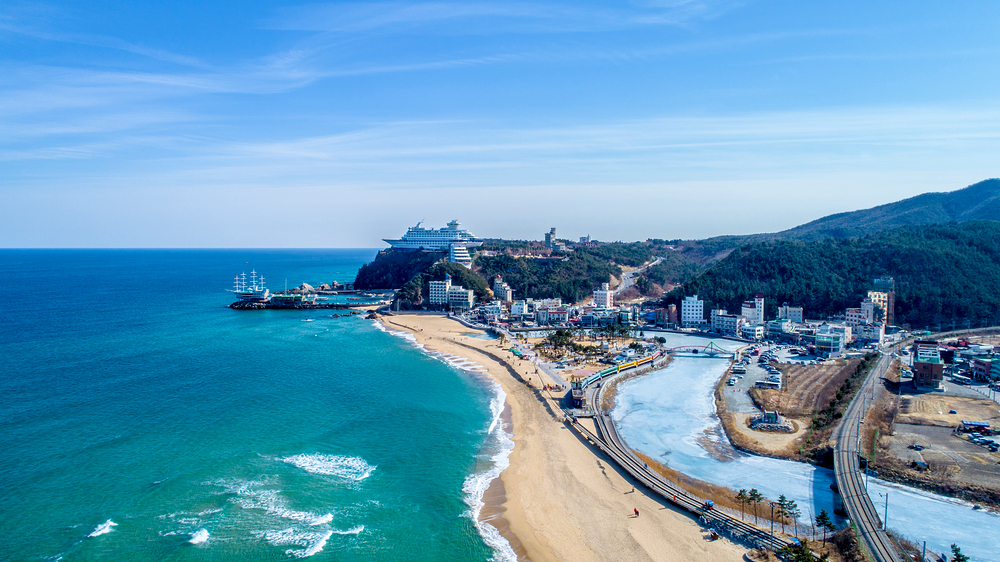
[379,314,747,562]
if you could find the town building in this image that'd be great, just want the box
[447,286,475,311]
[912,340,945,389]
[510,300,531,318]
[715,313,745,337]
[873,277,896,325]
[766,319,798,342]
[480,301,505,323]
[741,293,765,326]
[428,275,452,305]
[972,358,994,382]
[681,295,705,328]
[741,324,765,340]
[667,304,678,325]
[544,227,557,248]
[776,303,804,324]
[492,275,513,302]
[654,308,668,327]
[594,283,614,308]
[855,323,886,346]
[710,308,727,330]
[814,332,844,358]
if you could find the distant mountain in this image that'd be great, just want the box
[769,178,1000,241]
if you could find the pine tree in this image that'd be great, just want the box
[777,495,790,533]
[951,544,970,562]
[748,489,763,525]
[735,489,749,521]
[814,509,834,544]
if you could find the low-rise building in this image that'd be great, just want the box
[510,300,530,318]
[715,313,745,337]
[766,319,798,342]
[912,340,944,389]
[855,322,885,346]
[815,332,844,358]
[972,358,994,382]
[594,283,614,308]
[776,303,804,324]
[447,286,474,311]
[741,324,765,340]
[492,275,513,302]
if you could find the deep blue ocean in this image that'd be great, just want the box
[0,250,507,561]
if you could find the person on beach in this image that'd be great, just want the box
[634,508,639,517]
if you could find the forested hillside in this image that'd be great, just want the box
[354,249,443,290]
[665,221,1000,329]
[475,252,621,303]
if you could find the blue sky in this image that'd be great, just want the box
[2,1,998,247]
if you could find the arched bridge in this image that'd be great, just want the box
[665,341,733,357]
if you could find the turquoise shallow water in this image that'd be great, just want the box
[0,250,505,561]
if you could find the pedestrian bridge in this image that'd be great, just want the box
[665,342,734,357]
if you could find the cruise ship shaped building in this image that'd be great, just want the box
[383,220,483,251]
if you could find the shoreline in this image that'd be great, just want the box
[379,313,748,562]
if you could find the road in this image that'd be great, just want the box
[832,349,905,562]
[613,257,663,296]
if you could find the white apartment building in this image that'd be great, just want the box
[594,283,614,308]
[741,324,765,340]
[510,300,530,317]
[715,313,745,336]
[777,303,804,324]
[447,286,474,311]
[428,275,452,305]
[681,295,705,328]
[855,323,885,345]
[741,293,765,326]
[492,275,513,302]
[846,299,876,327]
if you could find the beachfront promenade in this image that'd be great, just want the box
[566,355,794,553]
[833,350,905,562]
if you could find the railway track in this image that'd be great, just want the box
[566,369,794,553]
[832,351,906,562]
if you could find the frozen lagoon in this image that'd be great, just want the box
[613,332,999,560]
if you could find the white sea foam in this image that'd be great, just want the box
[222,481,333,526]
[333,525,364,535]
[188,529,209,544]
[462,380,517,562]
[375,318,515,560]
[281,454,376,481]
[254,528,336,558]
[87,519,117,537]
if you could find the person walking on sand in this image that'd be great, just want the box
[634,508,639,517]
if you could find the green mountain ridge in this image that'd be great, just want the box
[665,220,1000,329]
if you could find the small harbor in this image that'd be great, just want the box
[228,270,394,310]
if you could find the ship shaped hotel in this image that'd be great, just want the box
[383,220,482,267]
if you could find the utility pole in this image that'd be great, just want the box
[769,501,775,541]
[878,492,889,531]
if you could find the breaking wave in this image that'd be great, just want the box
[280,454,376,481]
[188,528,209,544]
[87,519,117,537]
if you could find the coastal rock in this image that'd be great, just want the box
[318,284,332,291]
[292,283,315,294]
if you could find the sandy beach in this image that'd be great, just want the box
[380,313,746,562]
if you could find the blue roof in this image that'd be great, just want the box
[961,421,991,428]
